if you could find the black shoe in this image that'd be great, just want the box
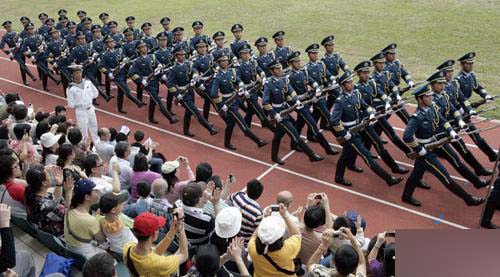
[169,117,179,124]
[149,118,159,124]
[481,221,499,229]
[43,86,50,91]
[307,135,318,143]
[184,130,195,137]
[386,176,403,187]
[402,196,421,207]
[310,154,324,162]
[291,143,302,152]
[225,143,236,150]
[335,176,352,186]
[23,81,30,86]
[475,169,493,176]
[137,101,146,108]
[209,127,218,136]
[347,166,363,173]
[272,156,285,165]
[474,180,489,189]
[392,166,409,174]
[326,147,340,155]
[417,181,431,189]
[93,99,99,106]
[381,138,388,144]
[371,153,380,159]
[257,140,268,148]
[118,109,127,114]
[466,196,485,206]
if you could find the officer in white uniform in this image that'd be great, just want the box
[66,63,99,143]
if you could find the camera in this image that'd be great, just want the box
[228,174,236,183]
[270,205,280,212]
[332,230,341,238]
[385,231,396,238]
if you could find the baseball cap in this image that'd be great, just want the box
[99,191,129,213]
[35,111,50,122]
[215,207,242,239]
[133,212,166,237]
[161,160,180,174]
[73,178,96,195]
[257,216,286,253]
[40,132,62,148]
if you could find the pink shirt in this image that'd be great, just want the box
[165,165,195,204]
[130,171,161,201]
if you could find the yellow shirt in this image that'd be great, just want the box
[64,209,100,246]
[248,234,301,277]
[123,242,180,277]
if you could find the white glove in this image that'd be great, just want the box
[396,94,402,101]
[198,84,206,91]
[161,75,168,81]
[244,90,250,99]
[458,120,467,129]
[408,80,415,88]
[296,100,304,110]
[222,105,228,112]
[450,130,459,140]
[418,148,427,157]
[343,132,352,141]
[177,94,183,101]
[154,67,162,75]
[108,73,114,80]
[312,82,319,89]
[261,77,266,84]
[141,79,148,86]
[30,56,36,61]
[485,95,493,102]
[238,89,245,96]
[369,113,375,120]
[312,96,319,103]
[8,53,14,59]
[53,63,58,68]
[469,109,477,116]
[385,102,391,111]
[315,87,322,97]
[274,113,282,122]
[190,79,196,87]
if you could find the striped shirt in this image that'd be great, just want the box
[175,200,215,246]
[229,192,263,243]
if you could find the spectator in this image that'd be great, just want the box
[368,233,395,277]
[131,130,148,155]
[98,191,137,260]
[195,162,212,182]
[40,130,62,166]
[9,104,36,138]
[123,212,188,276]
[10,124,39,165]
[82,253,117,277]
[108,141,133,191]
[35,119,50,144]
[130,153,161,201]
[108,127,117,146]
[56,143,86,180]
[176,182,220,247]
[94,128,115,163]
[276,190,300,226]
[24,165,73,237]
[54,105,67,117]
[124,182,152,218]
[307,227,367,277]
[162,157,195,204]
[248,203,302,277]
[67,127,89,167]
[228,179,264,244]
[0,93,20,121]
[64,178,107,258]
[331,216,367,253]
[34,110,50,123]
[0,154,26,218]
[148,179,173,233]
[203,175,230,216]
[83,153,121,195]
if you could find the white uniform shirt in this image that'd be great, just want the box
[67,79,99,109]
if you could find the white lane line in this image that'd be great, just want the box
[256,150,296,180]
[0,71,473,229]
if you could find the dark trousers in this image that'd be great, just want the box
[449,137,490,174]
[350,125,400,171]
[296,106,332,152]
[464,117,497,161]
[435,144,484,188]
[372,116,412,153]
[113,76,142,110]
[482,178,500,225]
[180,92,213,133]
[244,94,275,132]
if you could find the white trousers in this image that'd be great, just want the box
[75,106,99,143]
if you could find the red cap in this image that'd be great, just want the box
[133,212,166,236]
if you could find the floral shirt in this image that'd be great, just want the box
[27,192,66,237]
[308,264,366,277]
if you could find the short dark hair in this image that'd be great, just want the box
[55,105,66,114]
[334,245,359,275]
[97,128,107,138]
[13,104,28,120]
[246,179,263,200]
[134,130,144,142]
[13,123,31,140]
[132,229,152,242]
[304,205,326,229]
[194,244,220,276]
[195,162,212,182]
[115,132,128,143]
[67,127,83,145]
[83,153,100,176]
[181,182,203,207]
[82,253,115,277]
[109,127,117,141]
[4,93,20,104]
[133,152,149,172]
[35,120,50,141]
[0,154,16,184]
[137,182,151,198]
[333,216,350,231]
[114,141,129,158]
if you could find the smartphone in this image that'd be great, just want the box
[229,174,236,183]
[270,205,280,212]
[333,230,341,238]
[167,207,178,220]
[385,231,396,238]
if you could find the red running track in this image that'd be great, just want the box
[0,49,498,237]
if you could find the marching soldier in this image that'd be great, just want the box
[154,32,175,115]
[40,18,55,41]
[171,27,191,58]
[90,25,106,89]
[437,60,493,176]
[99,12,110,36]
[76,10,87,32]
[254,37,275,78]
[263,60,324,165]
[272,31,292,70]
[331,71,403,187]
[57,9,68,18]
[37,13,49,33]
[229,24,247,59]
[122,27,142,101]
[210,52,267,150]
[191,39,217,120]
[46,27,71,94]
[401,83,485,207]
[189,21,212,53]
[64,21,78,49]
[80,17,93,43]
[286,51,338,155]
[18,16,31,39]
[481,166,500,229]
[98,36,144,114]
[235,44,275,131]
[56,16,69,38]
[128,41,177,124]
[107,21,124,49]
[140,22,157,53]
[160,17,174,47]
[125,16,140,40]
[454,52,497,161]
[166,45,218,136]
[381,43,414,124]
[210,31,234,61]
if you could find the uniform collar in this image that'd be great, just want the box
[271,76,280,81]
[461,70,472,77]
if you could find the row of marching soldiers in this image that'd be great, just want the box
[0,11,498,212]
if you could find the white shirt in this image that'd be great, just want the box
[108,156,133,190]
[89,175,114,195]
[94,140,115,163]
[66,79,99,109]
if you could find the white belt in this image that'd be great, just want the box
[272,103,283,108]
[373,98,383,102]
[177,85,188,90]
[222,93,233,98]
[416,137,432,144]
[341,120,357,126]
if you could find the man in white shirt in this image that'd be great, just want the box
[66,64,99,143]
[108,141,133,191]
[94,128,115,163]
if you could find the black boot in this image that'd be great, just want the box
[402,195,422,206]
[148,99,158,124]
[245,129,268,148]
[464,151,493,176]
[271,139,284,165]
[335,176,352,186]
[417,181,431,189]
[183,116,194,137]
[481,200,499,229]
[118,91,126,114]
[317,133,339,155]
[224,128,236,150]
[371,162,403,186]
[291,141,302,152]
[297,139,324,162]
[199,117,218,136]
[475,137,498,162]
[21,70,28,86]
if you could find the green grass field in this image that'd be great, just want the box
[3,0,500,117]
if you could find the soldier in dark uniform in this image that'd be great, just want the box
[129,41,177,125]
[191,39,217,120]
[167,45,218,136]
[160,17,174,47]
[263,60,324,165]
[272,31,292,70]
[154,32,175,115]
[125,16,140,40]
[18,16,31,39]
[437,60,493,176]
[39,18,55,41]
[210,52,267,150]
[481,166,500,229]
[189,21,212,54]
[121,27,141,101]
[350,60,409,174]
[37,13,49,32]
[254,37,275,78]
[75,10,87,32]
[64,21,77,49]
[46,27,71,94]
[56,16,69,38]
[80,17,93,43]
[1,20,36,85]
[229,24,247,59]
[140,22,157,53]
[382,43,414,124]
[331,71,403,187]
[57,9,67,18]
[98,36,144,114]
[235,43,275,132]
[401,83,485,207]
[99,13,110,36]
[210,31,233,62]
[107,21,123,49]
[286,51,338,155]
[454,52,497,161]
[171,27,191,58]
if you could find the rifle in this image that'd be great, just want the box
[112,56,138,75]
[471,95,500,109]
[448,105,497,124]
[399,81,425,96]
[269,98,315,126]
